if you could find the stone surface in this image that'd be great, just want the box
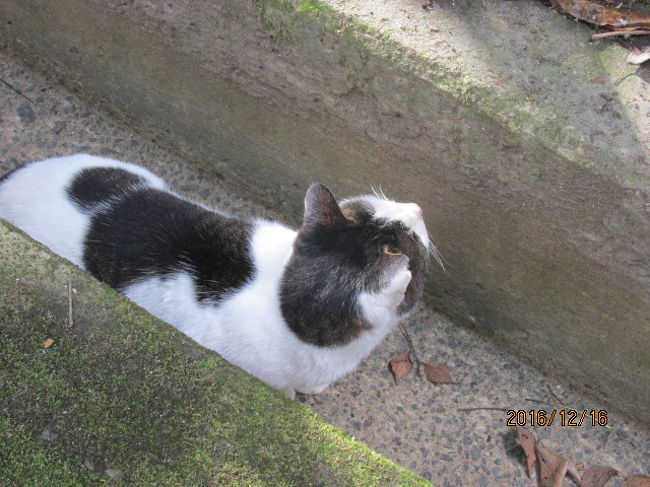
[1,52,648,487]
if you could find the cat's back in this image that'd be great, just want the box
[0,154,167,265]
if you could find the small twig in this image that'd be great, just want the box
[592,30,650,39]
[458,407,510,412]
[398,323,422,378]
[67,280,74,327]
[0,76,34,103]
[546,385,566,406]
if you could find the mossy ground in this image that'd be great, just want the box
[0,222,430,487]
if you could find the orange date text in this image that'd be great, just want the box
[506,409,608,427]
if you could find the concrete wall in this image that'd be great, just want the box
[1,0,648,426]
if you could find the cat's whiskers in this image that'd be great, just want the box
[370,185,389,201]
[427,237,447,273]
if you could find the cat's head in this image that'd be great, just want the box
[280,183,435,346]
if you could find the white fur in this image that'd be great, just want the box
[123,221,412,397]
[345,195,429,251]
[0,155,428,397]
[0,154,166,266]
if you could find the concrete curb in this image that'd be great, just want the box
[0,0,648,426]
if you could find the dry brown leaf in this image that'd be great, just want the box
[582,466,619,487]
[555,0,650,30]
[516,426,537,478]
[423,362,454,384]
[622,475,650,487]
[554,458,570,487]
[388,352,413,383]
[567,461,582,485]
[43,338,54,348]
[536,444,570,487]
[628,47,650,65]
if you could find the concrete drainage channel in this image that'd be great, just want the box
[1,0,649,485]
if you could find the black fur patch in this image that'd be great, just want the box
[66,167,148,210]
[280,223,372,346]
[281,201,428,347]
[341,199,428,313]
[340,200,374,224]
[76,173,254,302]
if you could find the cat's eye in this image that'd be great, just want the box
[382,244,403,256]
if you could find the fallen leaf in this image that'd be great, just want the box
[591,76,607,84]
[567,461,582,485]
[423,362,454,384]
[554,458,570,487]
[516,426,537,478]
[582,466,619,487]
[43,338,54,348]
[627,47,650,65]
[388,352,413,383]
[622,476,650,487]
[554,0,650,30]
[536,444,570,487]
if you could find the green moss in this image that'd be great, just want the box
[0,415,100,487]
[0,222,431,486]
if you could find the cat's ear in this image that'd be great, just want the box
[303,183,346,228]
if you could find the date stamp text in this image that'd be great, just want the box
[506,409,609,427]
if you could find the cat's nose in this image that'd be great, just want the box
[411,204,423,218]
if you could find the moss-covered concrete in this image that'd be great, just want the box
[0,221,431,486]
[0,0,648,430]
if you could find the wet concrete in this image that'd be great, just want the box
[1,52,648,486]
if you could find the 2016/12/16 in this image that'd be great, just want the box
[506,409,609,427]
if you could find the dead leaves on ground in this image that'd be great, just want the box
[622,476,650,487]
[554,0,650,31]
[517,426,538,477]
[627,46,650,65]
[536,444,574,487]
[582,466,619,487]
[515,426,648,487]
[388,352,413,382]
[423,362,454,384]
[388,352,454,385]
[551,0,650,64]
[42,338,54,348]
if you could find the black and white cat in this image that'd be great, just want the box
[0,154,433,398]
